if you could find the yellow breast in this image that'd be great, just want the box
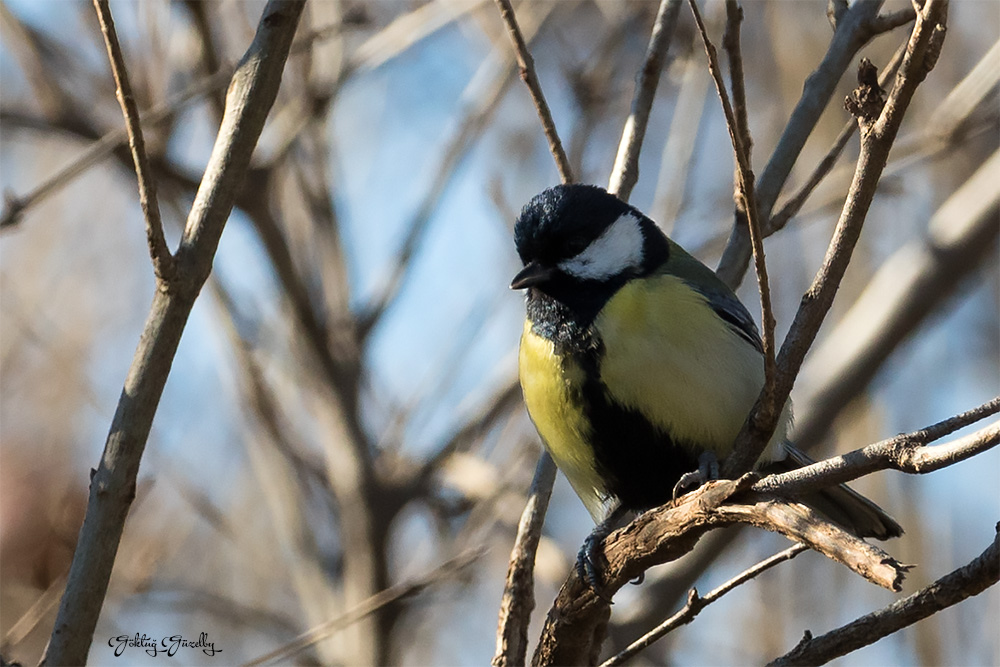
[518,321,608,520]
[595,274,788,457]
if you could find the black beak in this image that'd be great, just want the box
[510,261,555,290]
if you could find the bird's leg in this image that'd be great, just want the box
[577,504,629,602]
[672,451,720,499]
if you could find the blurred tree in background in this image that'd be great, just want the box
[0,0,997,665]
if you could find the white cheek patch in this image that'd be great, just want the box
[559,212,645,281]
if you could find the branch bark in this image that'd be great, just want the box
[42,3,305,664]
[530,477,909,666]
[723,0,949,477]
[770,526,1000,666]
[92,0,173,280]
[607,0,682,201]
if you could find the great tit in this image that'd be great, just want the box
[511,184,902,553]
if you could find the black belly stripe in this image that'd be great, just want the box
[526,287,702,512]
[579,360,701,512]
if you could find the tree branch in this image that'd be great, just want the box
[76,1,175,279]
[493,0,574,184]
[754,402,1000,497]
[770,526,1000,666]
[717,0,886,288]
[723,0,949,477]
[530,477,909,665]
[600,543,808,666]
[607,0,682,201]
[42,3,305,664]
[493,453,557,667]
[688,0,777,417]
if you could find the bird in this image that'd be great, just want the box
[511,183,902,589]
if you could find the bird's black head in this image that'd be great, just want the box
[511,184,668,320]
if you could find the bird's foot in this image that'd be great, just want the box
[672,451,720,500]
[576,506,629,602]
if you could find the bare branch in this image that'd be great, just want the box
[795,147,1000,447]
[870,6,917,34]
[493,0,574,183]
[755,398,1000,496]
[601,543,808,666]
[688,0,777,418]
[768,41,907,234]
[716,0,883,288]
[723,0,950,478]
[43,3,306,663]
[607,0,682,200]
[245,548,485,667]
[493,454,557,667]
[90,1,175,279]
[530,477,909,665]
[770,527,1000,666]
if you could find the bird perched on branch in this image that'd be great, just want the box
[511,184,901,589]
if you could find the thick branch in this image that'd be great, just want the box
[42,3,305,664]
[770,527,1000,666]
[531,478,908,665]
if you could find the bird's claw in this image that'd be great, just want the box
[672,451,720,499]
[576,533,614,603]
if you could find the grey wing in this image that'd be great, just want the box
[696,285,764,354]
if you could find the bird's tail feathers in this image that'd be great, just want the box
[765,443,903,540]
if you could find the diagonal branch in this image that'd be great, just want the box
[715,0,905,288]
[754,400,1000,496]
[723,0,950,478]
[607,0,682,201]
[92,0,173,280]
[493,0,574,184]
[770,526,1000,666]
[531,477,910,666]
[42,3,306,664]
[688,0,777,414]
[601,543,808,666]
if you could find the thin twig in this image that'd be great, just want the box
[723,0,950,478]
[716,0,885,288]
[768,40,908,233]
[43,4,306,663]
[601,543,808,666]
[493,0,574,183]
[359,4,554,337]
[92,0,173,280]
[688,0,777,418]
[607,0,682,200]
[245,548,485,667]
[755,401,1000,496]
[770,527,1000,666]
[492,454,557,667]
